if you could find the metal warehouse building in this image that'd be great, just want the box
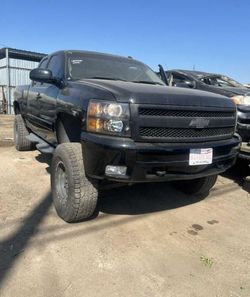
[0,48,46,114]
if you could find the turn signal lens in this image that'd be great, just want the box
[87,118,103,132]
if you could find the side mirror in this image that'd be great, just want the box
[30,68,54,84]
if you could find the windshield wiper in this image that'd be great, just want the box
[88,77,163,85]
[89,76,128,81]
[131,80,163,85]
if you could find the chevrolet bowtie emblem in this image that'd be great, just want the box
[189,118,210,129]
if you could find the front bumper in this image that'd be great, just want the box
[239,141,250,160]
[237,106,250,141]
[81,132,240,183]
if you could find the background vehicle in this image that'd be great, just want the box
[13,51,240,222]
[165,70,250,159]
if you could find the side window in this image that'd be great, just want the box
[47,55,63,79]
[172,73,193,88]
[201,77,211,85]
[172,74,187,85]
[39,58,48,68]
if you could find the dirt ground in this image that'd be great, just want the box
[0,115,250,297]
[0,116,14,147]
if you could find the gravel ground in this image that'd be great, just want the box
[0,115,14,146]
[0,115,250,297]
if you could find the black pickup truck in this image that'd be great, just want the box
[14,50,240,222]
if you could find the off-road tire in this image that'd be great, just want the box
[51,143,98,222]
[14,114,34,151]
[176,175,218,196]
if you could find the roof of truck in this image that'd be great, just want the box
[49,50,135,61]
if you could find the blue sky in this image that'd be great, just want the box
[0,0,249,82]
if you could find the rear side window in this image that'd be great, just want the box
[172,74,187,85]
[172,74,193,86]
[47,55,64,78]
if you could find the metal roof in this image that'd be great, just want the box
[0,47,46,62]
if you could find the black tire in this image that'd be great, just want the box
[51,143,98,222]
[14,114,34,151]
[175,175,218,195]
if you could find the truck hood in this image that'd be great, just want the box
[77,79,235,109]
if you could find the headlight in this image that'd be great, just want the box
[87,100,130,136]
[231,95,250,105]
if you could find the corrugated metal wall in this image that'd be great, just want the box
[0,86,17,113]
[0,58,39,113]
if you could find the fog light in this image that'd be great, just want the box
[105,165,127,176]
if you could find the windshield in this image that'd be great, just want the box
[66,53,164,85]
[200,75,243,88]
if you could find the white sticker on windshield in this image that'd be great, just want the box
[71,59,83,64]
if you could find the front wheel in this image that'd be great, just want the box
[175,175,218,196]
[51,143,98,222]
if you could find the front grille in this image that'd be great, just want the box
[132,104,236,143]
[139,108,234,118]
[139,127,234,140]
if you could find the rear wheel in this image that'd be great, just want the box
[51,143,98,222]
[175,175,218,196]
[14,114,34,151]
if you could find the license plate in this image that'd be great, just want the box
[189,148,213,166]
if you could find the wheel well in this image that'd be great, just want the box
[14,101,20,114]
[56,113,82,143]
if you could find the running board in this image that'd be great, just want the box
[26,133,55,154]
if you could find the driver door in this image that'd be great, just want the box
[26,57,49,135]
[36,54,64,143]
